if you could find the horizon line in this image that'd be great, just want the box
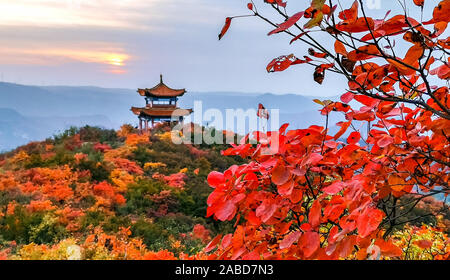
[0,80,338,98]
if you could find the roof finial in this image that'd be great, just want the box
[160,74,163,84]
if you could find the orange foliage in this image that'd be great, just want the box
[112,158,143,175]
[27,200,56,213]
[125,133,150,146]
[93,181,126,206]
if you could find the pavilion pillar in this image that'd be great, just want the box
[139,118,143,133]
[145,119,149,132]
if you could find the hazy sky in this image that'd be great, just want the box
[0,0,437,96]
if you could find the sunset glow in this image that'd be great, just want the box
[107,56,126,67]
[0,0,149,76]
[0,47,130,69]
[0,0,160,28]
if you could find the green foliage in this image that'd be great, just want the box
[130,219,168,250]
[102,216,131,234]
[0,207,66,244]
[0,191,31,207]
[75,160,110,182]
[52,126,79,144]
[28,214,68,244]
[118,179,164,215]
[79,126,117,143]
[80,211,106,231]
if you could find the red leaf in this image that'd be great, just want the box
[354,95,379,107]
[278,179,294,196]
[309,200,321,229]
[280,231,302,249]
[279,123,289,134]
[302,153,323,167]
[340,92,355,103]
[272,162,290,185]
[334,40,348,56]
[207,171,225,187]
[299,231,320,258]
[215,200,236,221]
[348,44,381,61]
[356,207,384,238]
[309,48,328,58]
[323,181,344,195]
[334,121,351,140]
[219,17,232,40]
[256,199,278,222]
[266,54,305,72]
[204,234,223,253]
[338,0,359,22]
[430,63,450,80]
[413,0,424,7]
[377,134,394,148]
[242,251,261,260]
[221,233,233,249]
[290,32,310,44]
[337,17,375,33]
[432,0,450,23]
[347,131,361,145]
[264,0,286,8]
[268,12,304,35]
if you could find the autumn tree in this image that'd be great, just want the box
[206,0,450,259]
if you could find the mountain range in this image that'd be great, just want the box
[0,82,342,152]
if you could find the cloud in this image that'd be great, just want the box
[0,0,161,29]
[0,44,130,69]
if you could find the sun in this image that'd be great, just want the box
[108,56,125,66]
[105,53,130,74]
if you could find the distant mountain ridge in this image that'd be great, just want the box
[0,82,339,152]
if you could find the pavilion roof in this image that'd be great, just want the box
[138,75,186,97]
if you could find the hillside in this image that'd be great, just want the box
[0,124,246,260]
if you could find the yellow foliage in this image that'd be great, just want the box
[179,168,188,173]
[103,146,134,162]
[13,239,80,260]
[144,162,167,170]
[9,151,30,167]
[110,168,135,191]
[158,131,173,142]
